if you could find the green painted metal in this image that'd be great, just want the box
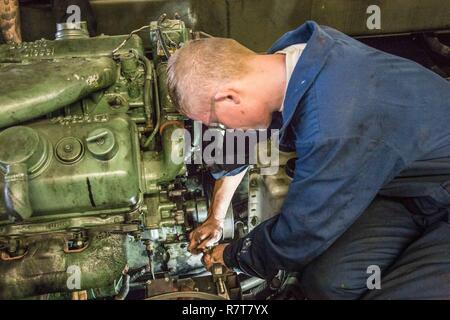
[143,123,186,192]
[0,114,143,227]
[0,213,139,238]
[0,57,117,129]
[150,18,190,64]
[0,115,141,219]
[0,26,148,226]
[0,17,201,299]
[0,126,50,220]
[0,23,172,230]
[156,62,179,115]
[0,233,128,300]
[142,62,186,192]
[0,34,144,61]
[0,126,49,174]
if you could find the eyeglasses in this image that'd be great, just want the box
[206,92,228,132]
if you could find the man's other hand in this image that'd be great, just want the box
[188,217,224,254]
[202,243,229,271]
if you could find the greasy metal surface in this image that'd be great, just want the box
[143,124,186,187]
[27,115,137,217]
[145,272,241,300]
[3,163,32,221]
[0,233,127,299]
[0,126,48,173]
[0,213,140,238]
[0,16,229,299]
[248,144,296,231]
[0,115,142,222]
[0,35,143,61]
[0,57,117,128]
[142,63,186,189]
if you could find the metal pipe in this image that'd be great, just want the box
[156,13,171,59]
[4,163,32,221]
[132,50,154,140]
[240,277,266,292]
[114,274,130,300]
[143,66,161,148]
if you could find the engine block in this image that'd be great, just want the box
[0,19,232,299]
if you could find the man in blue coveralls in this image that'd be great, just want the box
[167,21,450,299]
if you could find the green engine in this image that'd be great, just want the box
[0,115,141,220]
[0,19,234,299]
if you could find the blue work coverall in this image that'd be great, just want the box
[218,21,450,299]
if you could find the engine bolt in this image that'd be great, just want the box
[64,144,73,153]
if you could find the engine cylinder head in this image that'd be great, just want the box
[55,21,90,40]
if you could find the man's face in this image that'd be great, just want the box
[214,99,273,130]
[193,84,274,130]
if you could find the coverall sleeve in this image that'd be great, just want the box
[210,164,249,180]
[223,136,406,279]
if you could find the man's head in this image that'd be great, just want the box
[167,38,286,129]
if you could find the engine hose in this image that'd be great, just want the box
[114,274,130,300]
[156,27,171,59]
[142,58,153,133]
[156,13,171,59]
[143,66,161,148]
[132,50,155,142]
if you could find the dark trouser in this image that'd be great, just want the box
[299,196,450,299]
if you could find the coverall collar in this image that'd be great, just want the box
[267,21,336,137]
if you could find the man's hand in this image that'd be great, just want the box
[188,217,224,254]
[202,243,229,271]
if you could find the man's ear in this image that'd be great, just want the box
[213,89,241,106]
